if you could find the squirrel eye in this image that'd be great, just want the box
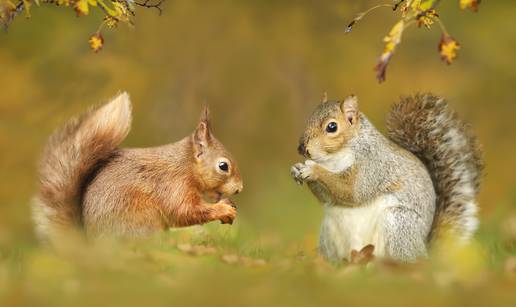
[218,161,229,172]
[326,122,338,133]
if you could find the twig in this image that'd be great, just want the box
[346,3,392,33]
[134,0,164,16]
[432,16,449,35]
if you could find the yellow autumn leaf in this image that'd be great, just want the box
[404,0,438,19]
[439,34,460,64]
[460,0,479,12]
[112,1,130,22]
[104,15,118,29]
[375,20,404,82]
[97,0,117,16]
[88,32,104,53]
[75,0,89,16]
[416,9,438,29]
[113,1,126,14]
[384,20,404,53]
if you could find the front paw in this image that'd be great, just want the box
[214,199,237,225]
[291,160,318,184]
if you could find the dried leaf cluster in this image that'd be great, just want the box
[0,0,164,52]
[347,0,481,82]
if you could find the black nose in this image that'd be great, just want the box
[298,143,310,157]
[298,143,306,155]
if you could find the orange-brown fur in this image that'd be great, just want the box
[307,164,358,205]
[33,92,243,242]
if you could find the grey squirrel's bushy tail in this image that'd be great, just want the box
[32,92,132,244]
[386,94,483,243]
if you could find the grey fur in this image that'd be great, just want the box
[293,94,482,262]
[387,94,483,242]
[346,115,435,261]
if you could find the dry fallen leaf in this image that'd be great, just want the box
[221,254,239,264]
[177,243,193,253]
[177,244,216,256]
[350,244,375,265]
[240,256,267,267]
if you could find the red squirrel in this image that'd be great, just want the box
[33,92,243,243]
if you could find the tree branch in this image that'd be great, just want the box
[134,0,164,16]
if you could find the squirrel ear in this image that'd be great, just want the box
[193,106,212,158]
[341,95,359,125]
[321,91,328,103]
[200,105,210,125]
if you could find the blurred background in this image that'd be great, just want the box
[1,0,515,246]
[0,0,516,298]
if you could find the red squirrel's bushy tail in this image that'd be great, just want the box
[386,94,483,243]
[32,92,132,244]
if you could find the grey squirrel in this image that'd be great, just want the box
[291,93,483,262]
[32,92,243,244]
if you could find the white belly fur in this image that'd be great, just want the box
[319,194,399,261]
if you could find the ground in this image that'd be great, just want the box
[1,214,515,307]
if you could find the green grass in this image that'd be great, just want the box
[1,215,515,307]
[0,177,514,307]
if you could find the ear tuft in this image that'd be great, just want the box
[341,95,359,125]
[193,106,212,159]
[321,91,328,103]
[200,105,210,125]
